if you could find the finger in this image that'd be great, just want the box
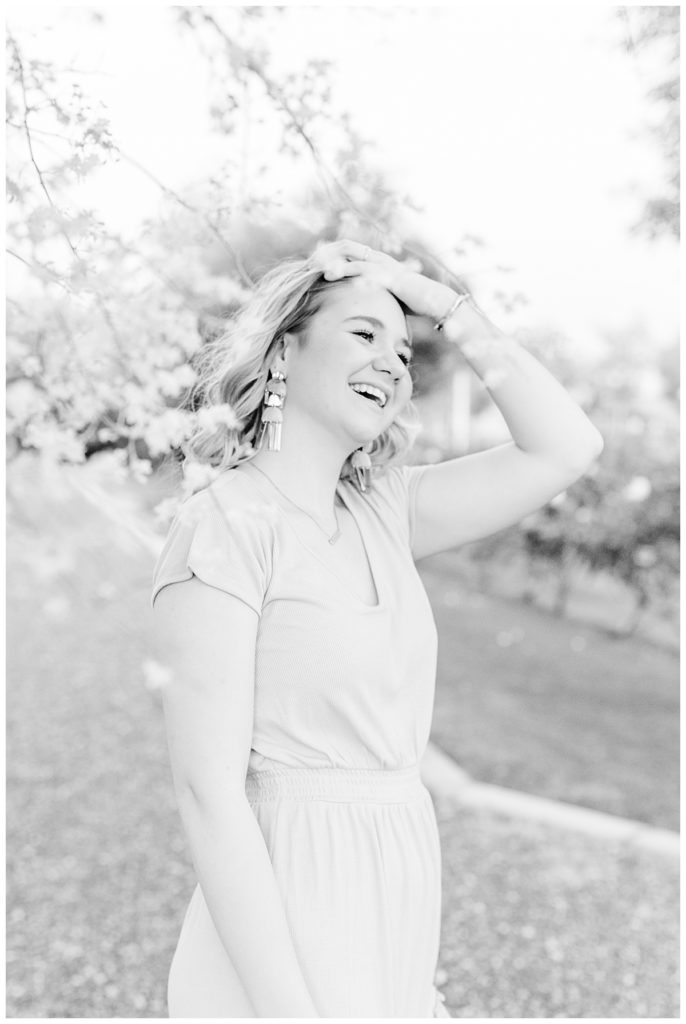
[323,259,370,281]
[335,239,385,263]
[351,243,385,264]
[310,242,353,272]
[312,240,384,274]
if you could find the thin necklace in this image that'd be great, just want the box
[248,463,343,545]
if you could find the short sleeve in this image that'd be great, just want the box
[150,486,272,615]
[369,462,431,550]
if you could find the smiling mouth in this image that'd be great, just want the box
[348,383,389,409]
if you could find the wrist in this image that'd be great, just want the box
[421,282,461,323]
[433,290,471,331]
[391,270,455,321]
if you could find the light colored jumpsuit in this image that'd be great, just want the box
[152,459,449,1017]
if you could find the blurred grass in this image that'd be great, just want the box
[5,459,679,1017]
[418,555,679,831]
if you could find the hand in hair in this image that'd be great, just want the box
[310,239,459,324]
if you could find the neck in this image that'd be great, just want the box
[247,407,362,521]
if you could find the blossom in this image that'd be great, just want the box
[622,476,652,502]
[6,380,46,424]
[141,658,173,692]
[153,497,182,529]
[196,403,240,432]
[143,409,195,457]
[181,460,222,495]
[23,424,85,463]
[633,545,657,567]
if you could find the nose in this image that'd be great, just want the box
[371,349,407,382]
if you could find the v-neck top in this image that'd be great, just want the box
[243,461,382,609]
[151,460,438,771]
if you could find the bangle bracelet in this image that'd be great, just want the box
[433,292,471,331]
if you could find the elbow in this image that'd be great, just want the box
[586,428,605,462]
[569,428,605,470]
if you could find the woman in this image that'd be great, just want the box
[151,239,604,1018]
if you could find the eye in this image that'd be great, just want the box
[353,330,412,368]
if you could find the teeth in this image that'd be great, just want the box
[350,383,387,408]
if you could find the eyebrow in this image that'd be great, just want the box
[343,315,413,349]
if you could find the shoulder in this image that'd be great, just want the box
[178,468,280,536]
[151,468,277,612]
[370,461,430,497]
[364,461,430,514]
[351,460,432,547]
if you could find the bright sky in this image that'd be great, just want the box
[9,4,679,354]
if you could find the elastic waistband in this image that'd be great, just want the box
[245,763,425,804]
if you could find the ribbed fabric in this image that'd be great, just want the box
[152,461,448,1017]
[245,763,424,803]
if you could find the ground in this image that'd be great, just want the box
[6,460,679,1017]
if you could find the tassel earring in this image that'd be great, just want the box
[351,442,373,492]
[258,367,287,452]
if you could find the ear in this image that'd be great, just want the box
[275,331,298,373]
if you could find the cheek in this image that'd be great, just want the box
[287,349,334,395]
[397,373,413,403]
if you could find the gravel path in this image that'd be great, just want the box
[433,798,679,1018]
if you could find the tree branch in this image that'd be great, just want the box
[7,247,77,296]
[193,10,467,292]
[115,147,255,288]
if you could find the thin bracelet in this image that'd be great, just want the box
[433,292,471,331]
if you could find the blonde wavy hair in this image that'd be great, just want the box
[184,255,422,491]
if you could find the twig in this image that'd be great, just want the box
[7,246,77,297]
[115,147,255,288]
[195,11,467,291]
[8,32,87,268]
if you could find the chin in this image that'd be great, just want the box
[341,413,389,449]
[353,429,383,449]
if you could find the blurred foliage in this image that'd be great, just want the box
[6,8,486,481]
[617,6,680,239]
[464,328,679,635]
[5,8,679,629]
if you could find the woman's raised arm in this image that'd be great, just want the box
[152,576,319,1018]
[313,240,604,561]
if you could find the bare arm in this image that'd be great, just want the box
[409,293,603,559]
[310,240,604,560]
[152,577,319,1018]
[410,442,601,561]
